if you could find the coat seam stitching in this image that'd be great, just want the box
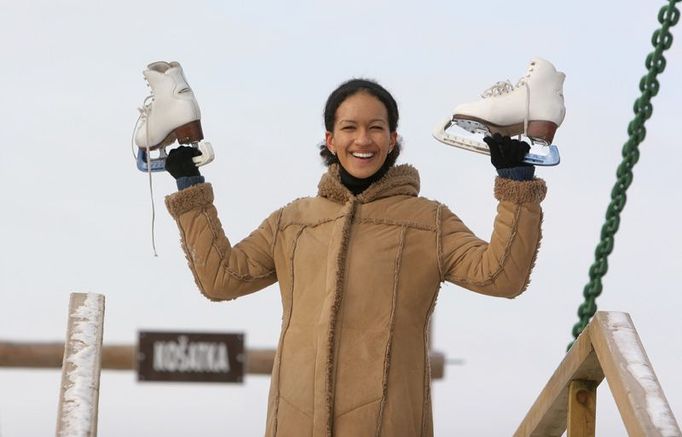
[375,225,407,436]
[447,204,522,286]
[335,397,383,419]
[280,215,345,232]
[272,225,305,435]
[355,217,436,231]
[279,394,313,419]
[176,213,211,298]
[513,210,543,296]
[271,208,284,254]
[325,201,357,437]
[436,204,444,282]
[202,210,276,282]
[421,284,441,436]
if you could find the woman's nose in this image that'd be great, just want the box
[354,129,372,146]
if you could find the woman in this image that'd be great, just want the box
[164,79,545,437]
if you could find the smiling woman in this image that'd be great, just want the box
[163,77,547,437]
[325,92,396,179]
[320,79,401,178]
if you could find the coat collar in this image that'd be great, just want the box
[317,163,420,204]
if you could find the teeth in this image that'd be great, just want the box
[352,152,374,158]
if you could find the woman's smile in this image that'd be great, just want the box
[351,151,375,159]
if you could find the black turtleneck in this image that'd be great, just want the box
[339,158,392,195]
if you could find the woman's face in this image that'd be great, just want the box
[325,92,397,179]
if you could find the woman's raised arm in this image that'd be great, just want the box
[165,183,280,301]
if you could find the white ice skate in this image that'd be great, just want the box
[133,61,214,172]
[433,57,566,166]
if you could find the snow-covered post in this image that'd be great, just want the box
[56,293,105,437]
[589,312,681,437]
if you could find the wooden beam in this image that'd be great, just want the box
[430,351,445,380]
[0,342,134,370]
[567,379,597,437]
[589,312,681,437]
[0,341,446,379]
[245,348,275,374]
[513,326,604,437]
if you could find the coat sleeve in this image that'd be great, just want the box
[439,177,546,298]
[165,183,279,301]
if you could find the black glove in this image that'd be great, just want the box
[483,133,531,169]
[165,146,202,179]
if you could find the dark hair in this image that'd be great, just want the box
[319,78,402,166]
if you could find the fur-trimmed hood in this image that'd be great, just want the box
[317,163,420,204]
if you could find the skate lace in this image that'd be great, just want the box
[130,93,159,257]
[515,60,535,88]
[479,60,536,136]
[480,80,515,98]
[130,95,153,157]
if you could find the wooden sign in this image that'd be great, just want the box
[137,332,244,383]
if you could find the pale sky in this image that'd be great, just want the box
[1,1,680,435]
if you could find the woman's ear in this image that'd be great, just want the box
[390,131,398,152]
[325,131,335,155]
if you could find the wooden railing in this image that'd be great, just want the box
[0,343,446,379]
[9,298,676,435]
[2,293,449,436]
[514,311,681,437]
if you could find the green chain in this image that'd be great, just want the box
[568,0,681,350]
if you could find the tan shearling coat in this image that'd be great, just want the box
[165,164,546,437]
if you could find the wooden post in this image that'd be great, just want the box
[513,326,604,437]
[567,379,597,437]
[589,312,681,437]
[55,293,105,437]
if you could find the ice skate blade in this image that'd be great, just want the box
[136,148,167,172]
[136,140,215,173]
[522,145,560,166]
[432,118,560,166]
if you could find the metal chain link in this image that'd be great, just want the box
[568,0,681,350]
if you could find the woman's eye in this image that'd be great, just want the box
[342,126,355,131]
[371,126,384,130]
